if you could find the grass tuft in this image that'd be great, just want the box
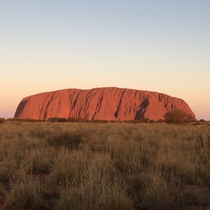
[46,132,84,150]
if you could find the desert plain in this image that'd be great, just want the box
[0,120,210,210]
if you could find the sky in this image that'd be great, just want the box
[0,0,210,120]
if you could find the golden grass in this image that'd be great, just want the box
[0,121,210,209]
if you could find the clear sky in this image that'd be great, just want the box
[0,0,210,120]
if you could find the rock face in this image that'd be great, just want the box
[14,87,195,121]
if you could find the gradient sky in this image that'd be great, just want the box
[1,0,210,120]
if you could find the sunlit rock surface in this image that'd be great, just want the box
[15,87,195,121]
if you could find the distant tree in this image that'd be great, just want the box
[164,109,195,123]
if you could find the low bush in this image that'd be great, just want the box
[164,109,196,123]
[6,118,43,122]
[47,118,67,122]
[67,117,87,122]
[0,118,5,124]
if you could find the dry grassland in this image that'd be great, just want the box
[0,121,210,210]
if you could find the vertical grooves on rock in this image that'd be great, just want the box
[71,90,80,111]
[92,95,103,120]
[39,102,45,119]
[44,93,55,119]
[84,91,96,110]
[114,90,126,119]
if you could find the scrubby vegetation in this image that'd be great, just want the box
[164,109,195,123]
[0,121,210,209]
[0,118,5,124]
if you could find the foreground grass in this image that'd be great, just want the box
[0,121,210,209]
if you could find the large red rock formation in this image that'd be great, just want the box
[14,87,195,121]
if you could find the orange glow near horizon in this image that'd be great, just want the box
[0,1,210,120]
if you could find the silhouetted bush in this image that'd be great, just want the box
[0,118,5,124]
[195,119,207,125]
[164,109,195,123]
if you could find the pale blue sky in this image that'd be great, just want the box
[1,0,210,119]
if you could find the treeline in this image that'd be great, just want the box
[1,117,150,123]
[0,110,208,124]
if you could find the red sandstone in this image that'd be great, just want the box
[14,87,195,121]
